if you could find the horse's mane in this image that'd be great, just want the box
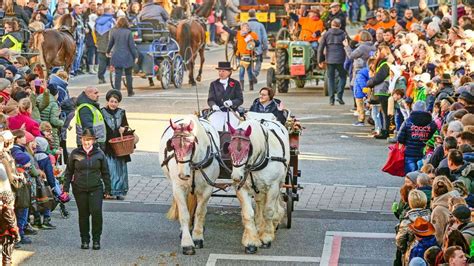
[195,0,214,18]
[57,14,74,28]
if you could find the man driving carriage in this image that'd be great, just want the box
[208,61,243,112]
[138,0,170,24]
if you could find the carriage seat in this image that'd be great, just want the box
[138,19,170,42]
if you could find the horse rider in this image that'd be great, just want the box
[223,23,260,91]
[247,9,268,84]
[0,20,24,54]
[72,4,87,76]
[208,61,243,112]
[138,0,170,24]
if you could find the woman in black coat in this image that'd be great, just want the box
[64,128,111,250]
[107,17,138,96]
[249,87,286,124]
[101,90,131,201]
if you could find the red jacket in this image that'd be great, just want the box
[7,112,42,137]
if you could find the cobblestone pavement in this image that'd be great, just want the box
[124,175,400,215]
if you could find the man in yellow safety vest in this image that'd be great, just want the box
[0,20,23,53]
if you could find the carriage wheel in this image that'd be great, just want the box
[159,59,171,90]
[276,27,291,42]
[275,49,289,93]
[109,67,128,91]
[225,40,238,71]
[172,54,184,89]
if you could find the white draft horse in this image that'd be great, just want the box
[226,118,290,254]
[159,116,221,255]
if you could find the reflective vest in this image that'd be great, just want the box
[75,103,106,144]
[1,34,22,53]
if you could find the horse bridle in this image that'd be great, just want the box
[229,133,253,168]
[169,131,197,164]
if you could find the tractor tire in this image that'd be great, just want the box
[295,79,305,88]
[275,49,289,93]
[266,67,276,89]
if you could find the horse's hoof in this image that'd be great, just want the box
[244,245,258,254]
[275,224,279,231]
[194,239,204,249]
[261,242,271,249]
[196,76,201,82]
[182,246,196,255]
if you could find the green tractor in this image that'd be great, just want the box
[267,29,327,94]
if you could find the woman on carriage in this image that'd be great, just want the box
[0,20,24,53]
[249,87,286,124]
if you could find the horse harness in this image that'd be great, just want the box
[161,120,231,194]
[231,121,287,193]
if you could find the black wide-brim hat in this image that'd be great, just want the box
[216,62,233,71]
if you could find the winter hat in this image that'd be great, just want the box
[0,78,11,91]
[25,131,34,143]
[5,65,17,76]
[408,257,427,266]
[459,91,474,105]
[14,152,31,166]
[106,89,122,102]
[452,204,471,223]
[406,171,419,184]
[47,83,59,96]
[35,136,49,152]
[412,101,426,112]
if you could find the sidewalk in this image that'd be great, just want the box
[125,175,399,214]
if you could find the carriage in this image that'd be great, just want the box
[109,19,184,90]
[205,109,302,228]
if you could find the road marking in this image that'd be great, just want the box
[320,231,395,266]
[205,254,321,266]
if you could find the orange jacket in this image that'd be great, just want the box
[236,31,259,56]
[298,17,324,42]
[405,18,418,31]
[377,19,396,30]
[365,23,382,31]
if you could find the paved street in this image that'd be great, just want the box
[12,45,401,265]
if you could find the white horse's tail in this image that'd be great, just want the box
[166,192,198,221]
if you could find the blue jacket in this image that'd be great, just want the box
[409,236,438,262]
[48,74,69,105]
[397,111,437,158]
[354,67,369,99]
[248,18,268,55]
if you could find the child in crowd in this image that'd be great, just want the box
[0,191,20,266]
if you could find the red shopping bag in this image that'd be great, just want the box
[382,143,406,177]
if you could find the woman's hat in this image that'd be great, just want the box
[216,62,233,71]
[408,217,435,237]
[106,89,122,102]
[82,128,97,139]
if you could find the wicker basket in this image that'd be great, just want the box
[109,134,135,157]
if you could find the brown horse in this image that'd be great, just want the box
[175,0,214,86]
[30,14,76,76]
